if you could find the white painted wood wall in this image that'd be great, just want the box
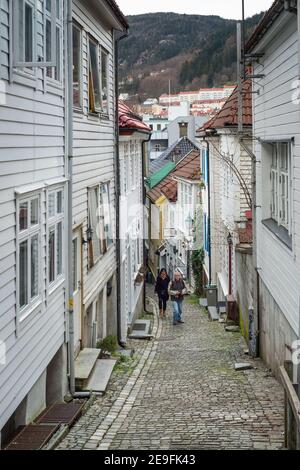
[252,12,300,335]
[0,0,66,431]
[72,0,117,320]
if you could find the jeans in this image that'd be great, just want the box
[172,300,183,323]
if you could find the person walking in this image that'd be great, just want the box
[155,268,170,318]
[168,270,187,325]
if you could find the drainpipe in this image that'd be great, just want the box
[141,134,152,313]
[65,0,90,398]
[297,0,300,395]
[201,138,212,286]
[114,28,128,348]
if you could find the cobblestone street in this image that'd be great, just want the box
[57,291,285,451]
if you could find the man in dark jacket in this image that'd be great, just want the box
[168,270,187,325]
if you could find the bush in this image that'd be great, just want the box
[97,335,118,354]
[191,249,205,296]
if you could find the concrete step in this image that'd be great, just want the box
[208,306,220,322]
[83,359,117,393]
[75,348,100,390]
[131,320,151,337]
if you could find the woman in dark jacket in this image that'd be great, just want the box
[155,268,170,318]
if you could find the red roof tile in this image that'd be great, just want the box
[119,101,151,134]
[197,80,252,133]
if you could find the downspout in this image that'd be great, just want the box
[202,138,212,286]
[297,0,300,395]
[141,134,152,314]
[66,0,90,398]
[114,28,128,347]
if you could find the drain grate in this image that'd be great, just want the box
[35,402,85,426]
[4,424,59,450]
[132,323,147,331]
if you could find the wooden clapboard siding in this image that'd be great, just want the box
[72,0,117,307]
[253,15,300,335]
[0,0,66,431]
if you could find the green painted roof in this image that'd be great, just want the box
[146,161,175,189]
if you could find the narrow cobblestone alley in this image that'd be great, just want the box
[57,291,285,451]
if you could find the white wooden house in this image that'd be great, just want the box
[246,0,300,372]
[196,82,253,332]
[71,0,127,354]
[0,0,128,446]
[118,102,151,341]
[0,0,68,446]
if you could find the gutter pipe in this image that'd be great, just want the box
[114,27,128,347]
[66,0,90,398]
[201,138,212,286]
[141,133,152,314]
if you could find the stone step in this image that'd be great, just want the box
[208,306,220,322]
[83,359,117,393]
[75,348,100,390]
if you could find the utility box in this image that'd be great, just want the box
[205,285,218,307]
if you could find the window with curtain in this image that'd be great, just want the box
[73,23,82,108]
[89,37,101,112]
[101,48,108,114]
[269,142,292,234]
[18,194,41,313]
[48,188,64,286]
[88,183,113,268]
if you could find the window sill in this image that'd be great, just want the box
[48,276,65,296]
[89,244,114,270]
[262,219,292,251]
[19,299,43,328]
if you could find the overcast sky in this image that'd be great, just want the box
[116,0,274,20]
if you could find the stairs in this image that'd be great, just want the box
[208,306,220,322]
[74,348,116,393]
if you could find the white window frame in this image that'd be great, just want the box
[16,192,42,321]
[100,47,109,115]
[47,187,64,289]
[269,142,292,235]
[88,182,113,268]
[72,21,83,109]
[13,0,57,68]
[46,1,63,82]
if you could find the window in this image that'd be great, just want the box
[48,189,64,285]
[269,142,292,234]
[88,37,109,114]
[101,48,108,114]
[89,37,101,113]
[18,195,41,313]
[73,23,82,108]
[179,122,188,138]
[88,183,113,267]
[14,0,57,68]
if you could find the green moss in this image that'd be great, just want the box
[187,294,200,305]
[239,306,249,342]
